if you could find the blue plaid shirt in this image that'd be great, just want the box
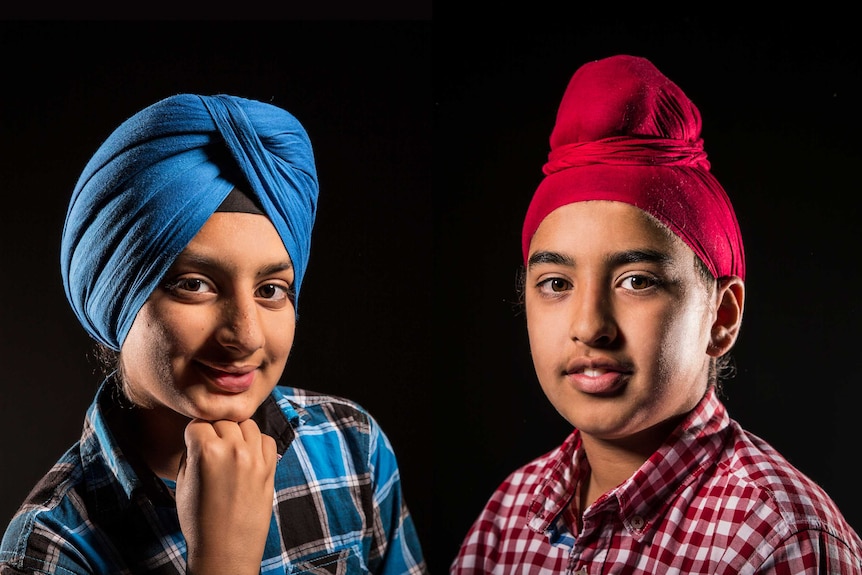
[0,378,427,574]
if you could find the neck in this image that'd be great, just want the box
[127,406,190,481]
[578,417,682,510]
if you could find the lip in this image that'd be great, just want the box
[563,357,632,395]
[197,362,258,393]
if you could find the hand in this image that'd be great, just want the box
[176,418,278,575]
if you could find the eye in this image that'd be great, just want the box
[620,274,658,291]
[163,276,215,295]
[256,283,295,304]
[536,277,572,294]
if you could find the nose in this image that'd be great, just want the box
[568,281,617,347]
[216,293,265,353]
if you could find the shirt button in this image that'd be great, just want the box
[630,515,645,530]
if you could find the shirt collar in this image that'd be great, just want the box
[80,376,302,511]
[526,431,585,534]
[615,386,731,518]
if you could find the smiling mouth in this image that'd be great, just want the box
[568,370,627,395]
[581,367,611,377]
[198,362,258,393]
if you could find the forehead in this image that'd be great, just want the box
[190,211,280,242]
[529,200,689,260]
[180,211,291,267]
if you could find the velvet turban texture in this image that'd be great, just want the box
[522,55,745,281]
[61,94,319,351]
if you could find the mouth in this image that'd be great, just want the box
[196,362,258,393]
[564,358,632,395]
[581,367,614,378]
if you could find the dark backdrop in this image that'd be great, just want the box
[434,17,862,573]
[2,17,861,575]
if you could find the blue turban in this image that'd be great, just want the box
[60,94,319,351]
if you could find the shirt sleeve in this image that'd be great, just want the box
[754,528,862,574]
[1,510,96,575]
[366,417,428,575]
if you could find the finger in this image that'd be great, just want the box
[184,419,219,452]
[237,418,263,443]
[238,420,277,464]
[260,432,278,466]
[211,419,246,441]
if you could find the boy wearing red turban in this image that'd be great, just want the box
[451,55,861,574]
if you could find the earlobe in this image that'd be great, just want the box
[708,276,745,357]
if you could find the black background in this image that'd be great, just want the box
[2,16,861,575]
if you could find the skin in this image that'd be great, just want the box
[524,200,744,513]
[119,209,296,575]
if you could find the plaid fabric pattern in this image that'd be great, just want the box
[1,378,427,575]
[451,387,862,574]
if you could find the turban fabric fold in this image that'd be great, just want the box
[61,94,318,351]
[522,55,745,281]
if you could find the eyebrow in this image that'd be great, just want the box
[174,252,294,276]
[527,248,672,270]
[527,251,574,268]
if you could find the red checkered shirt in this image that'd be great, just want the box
[451,387,862,574]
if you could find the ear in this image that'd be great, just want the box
[707,276,744,357]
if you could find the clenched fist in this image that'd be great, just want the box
[176,418,278,575]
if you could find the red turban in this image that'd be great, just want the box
[521,55,745,280]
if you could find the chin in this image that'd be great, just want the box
[187,395,259,423]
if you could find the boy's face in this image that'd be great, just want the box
[525,200,723,447]
[120,211,296,423]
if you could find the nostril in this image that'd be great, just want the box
[217,301,265,352]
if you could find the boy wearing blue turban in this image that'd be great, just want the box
[0,94,427,575]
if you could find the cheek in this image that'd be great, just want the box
[123,306,201,366]
[525,304,561,372]
[119,307,180,403]
[649,304,713,376]
[265,314,297,359]
[151,309,207,356]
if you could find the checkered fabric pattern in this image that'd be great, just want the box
[1,378,427,574]
[451,387,862,574]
